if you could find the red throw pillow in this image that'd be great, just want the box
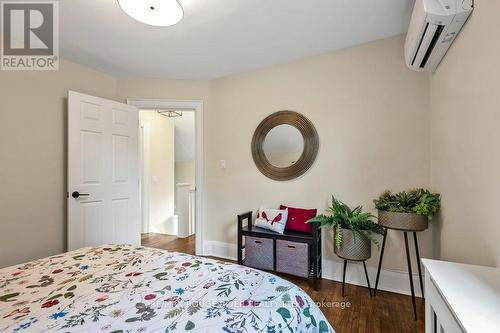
[280,205,317,234]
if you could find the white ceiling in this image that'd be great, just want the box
[60,0,413,80]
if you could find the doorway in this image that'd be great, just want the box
[128,99,203,256]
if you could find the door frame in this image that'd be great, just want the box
[138,120,151,234]
[127,98,204,256]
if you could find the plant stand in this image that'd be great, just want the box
[341,258,372,297]
[335,228,372,297]
[373,227,424,321]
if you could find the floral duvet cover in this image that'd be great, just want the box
[0,245,333,333]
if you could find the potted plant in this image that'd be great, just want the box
[374,188,441,231]
[308,196,384,261]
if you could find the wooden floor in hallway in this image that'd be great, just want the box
[141,233,196,255]
[141,232,424,333]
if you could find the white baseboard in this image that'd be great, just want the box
[203,240,238,260]
[322,258,423,297]
[203,240,423,297]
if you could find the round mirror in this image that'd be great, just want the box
[251,111,319,181]
[263,125,304,167]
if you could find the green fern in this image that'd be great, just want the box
[308,196,384,249]
[374,188,440,219]
[335,227,343,249]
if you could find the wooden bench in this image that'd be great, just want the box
[237,211,322,290]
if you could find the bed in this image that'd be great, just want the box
[0,245,333,332]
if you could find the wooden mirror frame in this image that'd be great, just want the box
[252,111,319,181]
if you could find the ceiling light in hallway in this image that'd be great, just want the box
[157,110,183,118]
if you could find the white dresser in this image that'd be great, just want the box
[422,259,500,333]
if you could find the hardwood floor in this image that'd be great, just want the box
[141,233,196,255]
[142,233,424,333]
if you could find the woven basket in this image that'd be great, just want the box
[245,236,274,270]
[276,240,309,277]
[334,228,371,261]
[378,210,428,231]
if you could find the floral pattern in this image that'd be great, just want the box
[0,245,333,332]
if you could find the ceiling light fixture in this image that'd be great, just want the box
[118,0,184,27]
[157,110,183,118]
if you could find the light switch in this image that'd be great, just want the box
[219,160,226,169]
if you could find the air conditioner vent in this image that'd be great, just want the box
[404,0,473,72]
[420,24,444,68]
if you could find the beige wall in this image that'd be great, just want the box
[140,111,176,235]
[0,35,432,273]
[430,2,500,267]
[117,36,431,271]
[175,161,195,187]
[207,35,430,270]
[0,59,117,268]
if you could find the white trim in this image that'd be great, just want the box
[127,99,204,256]
[321,258,423,297]
[204,240,423,297]
[203,241,237,260]
[138,121,151,233]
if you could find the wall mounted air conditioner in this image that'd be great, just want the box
[404,0,473,71]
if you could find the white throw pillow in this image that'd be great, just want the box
[255,208,288,234]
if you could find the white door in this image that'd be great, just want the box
[67,91,140,251]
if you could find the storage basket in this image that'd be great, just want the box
[245,236,274,270]
[276,240,309,277]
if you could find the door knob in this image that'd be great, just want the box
[72,191,90,199]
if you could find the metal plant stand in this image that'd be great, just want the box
[335,228,373,297]
[373,227,424,321]
[341,259,372,297]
